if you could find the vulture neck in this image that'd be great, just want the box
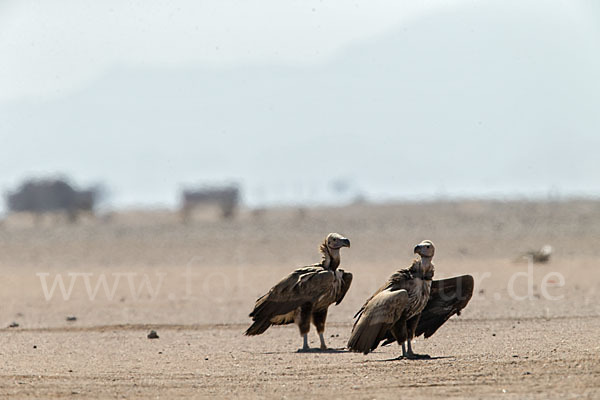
[412,255,434,280]
[320,243,341,271]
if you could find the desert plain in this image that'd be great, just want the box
[1,200,599,399]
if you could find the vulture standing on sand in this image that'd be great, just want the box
[245,233,353,351]
[347,240,474,358]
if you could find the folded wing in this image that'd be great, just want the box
[245,267,335,336]
[335,270,353,305]
[347,289,408,354]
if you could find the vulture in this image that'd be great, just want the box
[347,240,474,358]
[245,233,353,351]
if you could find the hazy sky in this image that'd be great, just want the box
[0,0,449,103]
[1,0,599,209]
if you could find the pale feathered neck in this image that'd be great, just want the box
[319,240,341,270]
[409,256,434,280]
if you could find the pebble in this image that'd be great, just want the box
[147,330,159,339]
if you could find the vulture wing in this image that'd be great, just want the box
[347,289,408,354]
[415,274,474,338]
[245,266,335,335]
[353,269,411,319]
[335,269,353,305]
[353,282,392,319]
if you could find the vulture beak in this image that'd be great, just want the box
[341,238,351,248]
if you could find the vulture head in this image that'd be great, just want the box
[320,233,350,270]
[326,232,351,250]
[414,240,435,258]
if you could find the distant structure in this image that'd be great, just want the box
[5,178,98,222]
[180,185,240,222]
[526,245,553,264]
[516,245,553,264]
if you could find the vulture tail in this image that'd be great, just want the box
[244,319,272,336]
[347,321,389,355]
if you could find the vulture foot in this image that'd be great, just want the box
[298,347,329,353]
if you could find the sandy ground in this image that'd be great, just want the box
[1,200,599,398]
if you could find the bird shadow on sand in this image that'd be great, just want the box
[296,347,347,354]
[367,355,454,362]
[256,348,348,355]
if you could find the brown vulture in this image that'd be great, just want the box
[347,240,474,358]
[245,233,353,351]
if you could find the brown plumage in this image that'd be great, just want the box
[348,240,474,358]
[245,233,352,351]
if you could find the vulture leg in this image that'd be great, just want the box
[312,309,328,350]
[403,338,431,359]
[403,315,430,359]
[297,303,313,352]
[404,339,429,359]
[318,332,327,350]
[390,316,409,359]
